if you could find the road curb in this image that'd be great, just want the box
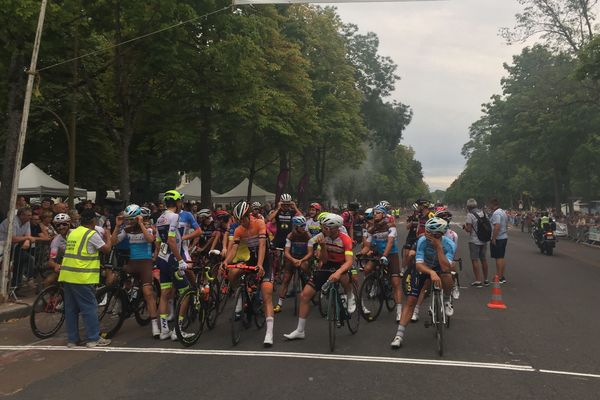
[0,303,31,323]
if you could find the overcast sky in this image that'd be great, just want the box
[329,0,527,190]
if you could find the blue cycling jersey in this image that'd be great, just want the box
[117,228,153,260]
[367,224,398,255]
[414,235,456,270]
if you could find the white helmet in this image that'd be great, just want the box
[197,208,211,218]
[251,201,261,208]
[53,213,71,225]
[322,213,343,228]
[140,207,151,218]
[124,204,141,219]
[233,201,250,220]
[280,193,292,203]
[425,217,448,235]
[379,200,391,209]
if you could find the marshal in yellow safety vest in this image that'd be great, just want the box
[58,226,101,284]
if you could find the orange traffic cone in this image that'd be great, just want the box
[487,275,507,309]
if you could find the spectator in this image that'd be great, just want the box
[53,202,68,215]
[16,196,28,209]
[0,207,36,291]
[40,210,57,239]
[489,198,508,284]
[151,202,165,223]
[82,200,94,210]
[68,210,81,228]
[40,197,54,214]
[58,209,112,348]
[464,198,489,287]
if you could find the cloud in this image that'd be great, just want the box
[329,0,527,190]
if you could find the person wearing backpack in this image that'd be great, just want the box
[464,198,490,287]
[489,198,508,284]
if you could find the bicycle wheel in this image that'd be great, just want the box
[231,287,249,345]
[205,281,220,330]
[358,274,383,322]
[434,291,444,357]
[175,289,205,347]
[96,286,126,339]
[327,289,337,352]
[383,277,395,312]
[30,284,65,339]
[347,283,360,334]
[252,289,266,329]
[218,276,231,314]
[318,291,327,317]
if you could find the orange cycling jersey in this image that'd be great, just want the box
[309,231,353,265]
[233,216,267,250]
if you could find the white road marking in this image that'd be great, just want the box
[0,345,534,372]
[539,369,600,379]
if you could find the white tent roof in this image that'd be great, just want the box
[14,163,87,197]
[177,177,220,201]
[214,178,275,203]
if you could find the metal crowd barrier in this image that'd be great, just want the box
[5,241,51,301]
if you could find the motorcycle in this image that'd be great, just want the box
[532,226,556,256]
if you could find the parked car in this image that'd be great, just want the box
[555,222,568,237]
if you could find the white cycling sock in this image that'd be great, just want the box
[414,305,420,314]
[396,303,403,314]
[396,324,406,338]
[278,297,284,307]
[297,318,306,332]
[266,317,274,335]
[235,296,243,313]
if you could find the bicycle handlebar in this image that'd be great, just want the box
[226,263,259,272]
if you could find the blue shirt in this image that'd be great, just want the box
[490,208,508,240]
[415,235,456,270]
[367,224,398,255]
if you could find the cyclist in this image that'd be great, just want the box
[379,201,395,225]
[179,207,203,263]
[251,202,264,220]
[112,204,159,338]
[223,201,275,347]
[435,209,460,300]
[403,203,419,269]
[284,213,355,340]
[46,213,72,288]
[155,190,191,340]
[364,205,404,322]
[305,203,322,237]
[267,193,301,250]
[391,217,456,349]
[210,210,231,257]
[195,209,216,255]
[342,202,359,241]
[274,216,311,313]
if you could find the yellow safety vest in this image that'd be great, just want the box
[58,226,101,284]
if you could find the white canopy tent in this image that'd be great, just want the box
[214,178,276,204]
[3,163,87,198]
[176,177,220,201]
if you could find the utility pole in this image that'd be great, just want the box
[1,0,49,301]
[68,2,80,209]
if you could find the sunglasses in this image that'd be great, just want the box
[56,223,70,228]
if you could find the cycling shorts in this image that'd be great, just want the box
[308,262,344,291]
[156,254,189,291]
[404,237,417,250]
[124,259,153,285]
[239,250,273,283]
[403,265,441,298]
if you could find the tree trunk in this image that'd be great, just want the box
[279,149,289,192]
[552,169,560,214]
[68,19,79,209]
[247,156,256,202]
[0,48,25,218]
[198,126,212,208]
[119,137,131,204]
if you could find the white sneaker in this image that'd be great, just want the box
[264,331,273,347]
[151,320,160,339]
[86,337,111,348]
[411,309,419,322]
[347,294,356,314]
[283,330,305,340]
[171,328,194,341]
[159,330,172,340]
[390,335,403,348]
[362,305,371,315]
[444,302,454,317]
[452,285,460,300]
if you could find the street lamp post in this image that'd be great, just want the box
[0,0,49,301]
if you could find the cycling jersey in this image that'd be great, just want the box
[233,216,271,281]
[273,209,295,247]
[199,220,216,246]
[285,230,310,258]
[305,217,321,237]
[367,222,398,255]
[178,210,200,259]
[49,234,68,263]
[117,228,154,260]
[444,228,458,246]
[414,235,456,271]
[406,214,418,241]
[308,232,353,265]
[155,210,181,262]
[341,211,353,231]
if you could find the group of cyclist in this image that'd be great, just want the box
[47,189,460,350]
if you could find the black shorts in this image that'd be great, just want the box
[490,239,508,259]
[308,262,342,292]
[403,266,440,298]
[272,234,288,250]
[404,237,417,250]
[244,250,273,283]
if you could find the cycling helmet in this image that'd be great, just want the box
[140,207,152,218]
[233,201,250,220]
[124,204,142,219]
[364,208,374,220]
[280,193,292,203]
[425,217,448,235]
[415,198,430,207]
[53,213,71,225]
[164,190,183,201]
[215,210,230,221]
[434,210,452,222]
[322,213,343,228]
[412,203,419,211]
[317,212,330,223]
[309,202,322,211]
[379,200,391,209]
[251,201,261,209]
[292,216,307,227]
[373,204,387,214]
[348,202,360,211]
[197,208,211,218]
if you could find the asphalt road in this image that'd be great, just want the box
[1,217,600,399]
